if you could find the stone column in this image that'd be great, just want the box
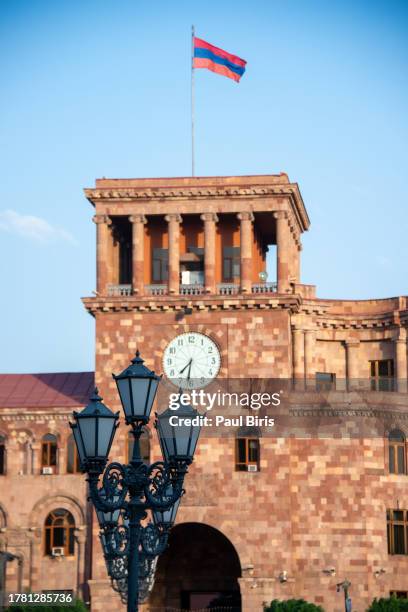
[274,211,291,293]
[304,329,317,382]
[129,214,147,295]
[31,443,42,475]
[93,215,112,296]
[395,333,407,392]
[165,214,182,294]
[200,213,218,293]
[292,327,305,381]
[75,529,87,598]
[345,339,360,389]
[237,212,254,293]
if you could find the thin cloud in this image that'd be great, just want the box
[0,209,77,245]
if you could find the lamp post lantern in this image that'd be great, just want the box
[71,351,201,612]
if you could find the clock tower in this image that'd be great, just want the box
[83,173,309,383]
[82,174,408,612]
[83,173,310,610]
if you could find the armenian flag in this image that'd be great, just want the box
[193,37,247,82]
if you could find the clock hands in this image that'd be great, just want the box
[179,358,193,376]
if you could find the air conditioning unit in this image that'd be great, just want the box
[42,467,53,475]
[51,547,64,557]
[247,464,258,472]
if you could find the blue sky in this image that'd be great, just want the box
[0,0,407,373]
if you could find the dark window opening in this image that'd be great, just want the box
[111,217,132,285]
[235,438,260,471]
[370,359,395,391]
[152,248,168,282]
[387,509,408,555]
[0,435,5,475]
[223,247,240,282]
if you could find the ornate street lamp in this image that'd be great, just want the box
[71,351,201,612]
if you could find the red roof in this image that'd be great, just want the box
[0,372,94,409]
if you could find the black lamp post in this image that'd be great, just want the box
[71,350,201,612]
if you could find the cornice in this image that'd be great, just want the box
[81,294,302,316]
[84,184,310,232]
[0,413,71,421]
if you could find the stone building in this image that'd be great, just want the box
[0,373,94,603]
[1,173,408,611]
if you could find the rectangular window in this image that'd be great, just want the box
[370,359,395,391]
[316,372,336,391]
[223,247,240,282]
[390,592,408,599]
[387,509,408,555]
[152,248,168,282]
[41,442,57,467]
[235,438,260,471]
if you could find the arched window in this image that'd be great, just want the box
[389,429,407,475]
[127,429,150,464]
[67,434,81,474]
[41,434,58,470]
[0,435,6,475]
[44,509,75,556]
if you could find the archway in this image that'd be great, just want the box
[149,522,241,611]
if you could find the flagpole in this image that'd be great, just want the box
[191,24,195,177]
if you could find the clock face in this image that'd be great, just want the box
[163,332,221,388]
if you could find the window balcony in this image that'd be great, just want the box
[217,283,240,295]
[107,284,132,297]
[145,284,167,296]
[106,282,278,298]
[252,282,277,294]
[180,284,205,295]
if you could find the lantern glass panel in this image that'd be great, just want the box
[79,418,97,457]
[129,378,151,417]
[116,379,131,416]
[72,426,86,466]
[153,489,181,525]
[146,378,160,414]
[97,418,115,457]
[157,406,201,461]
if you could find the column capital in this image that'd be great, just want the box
[200,212,219,222]
[395,327,407,342]
[273,211,288,220]
[129,214,147,224]
[237,211,254,222]
[92,214,111,226]
[165,213,182,223]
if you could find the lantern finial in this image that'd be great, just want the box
[131,350,144,365]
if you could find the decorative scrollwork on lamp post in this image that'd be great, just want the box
[70,350,201,612]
